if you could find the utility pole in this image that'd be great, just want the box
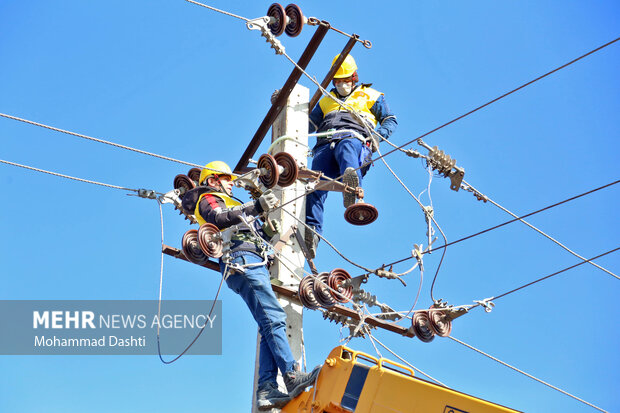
[251,84,309,412]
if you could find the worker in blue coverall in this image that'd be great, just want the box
[183,161,320,411]
[305,54,397,258]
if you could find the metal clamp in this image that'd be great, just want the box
[413,244,425,272]
[246,17,285,55]
[474,297,496,313]
[417,139,466,192]
[137,188,157,199]
[158,189,198,224]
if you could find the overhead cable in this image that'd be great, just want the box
[448,336,608,412]
[0,158,144,193]
[266,37,620,218]
[0,112,206,170]
[371,335,447,387]
[462,179,619,280]
[352,36,620,174]
[184,0,249,21]
[487,247,620,303]
[282,208,374,273]
[382,179,620,276]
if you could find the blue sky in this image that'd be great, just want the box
[1,1,619,412]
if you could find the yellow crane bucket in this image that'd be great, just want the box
[283,345,520,413]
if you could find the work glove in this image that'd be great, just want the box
[262,219,281,238]
[258,189,279,213]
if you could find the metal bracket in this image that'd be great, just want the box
[431,299,470,322]
[234,169,263,199]
[272,226,295,254]
[293,225,319,274]
[298,167,362,197]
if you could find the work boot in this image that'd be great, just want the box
[304,226,319,259]
[256,381,290,411]
[284,366,322,399]
[342,167,359,208]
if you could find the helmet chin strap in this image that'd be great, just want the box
[215,176,232,196]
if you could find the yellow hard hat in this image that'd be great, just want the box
[199,161,235,185]
[331,54,357,79]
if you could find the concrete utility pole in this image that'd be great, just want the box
[251,84,310,412]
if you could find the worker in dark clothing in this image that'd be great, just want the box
[305,54,397,258]
[183,161,320,411]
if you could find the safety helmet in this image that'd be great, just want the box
[332,54,358,79]
[199,161,235,185]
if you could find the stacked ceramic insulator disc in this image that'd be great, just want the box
[411,308,453,343]
[258,154,279,189]
[197,223,223,258]
[273,152,298,187]
[412,311,435,343]
[298,269,352,310]
[267,3,306,37]
[429,308,452,337]
[327,268,353,303]
[258,152,299,188]
[298,276,320,310]
[187,168,201,184]
[182,229,210,265]
[313,272,335,308]
[174,174,195,193]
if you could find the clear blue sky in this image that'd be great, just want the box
[1,1,619,412]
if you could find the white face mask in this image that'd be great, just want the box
[336,82,353,96]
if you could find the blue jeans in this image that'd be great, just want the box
[305,138,370,234]
[220,251,296,387]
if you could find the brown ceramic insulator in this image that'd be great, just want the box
[412,311,435,343]
[344,202,379,226]
[429,308,452,337]
[327,268,352,303]
[258,153,280,189]
[197,223,223,258]
[174,174,196,192]
[298,275,320,310]
[313,272,336,308]
[182,229,210,265]
[284,4,304,37]
[187,168,202,183]
[274,152,299,187]
[267,3,286,37]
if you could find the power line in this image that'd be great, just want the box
[0,112,204,169]
[448,336,608,412]
[371,335,447,386]
[352,35,620,175]
[382,179,620,277]
[463,179,619,280]
[0,158,144,193]
[488,247,619,302]
[271,35,620,237]
[184,0,249,22]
